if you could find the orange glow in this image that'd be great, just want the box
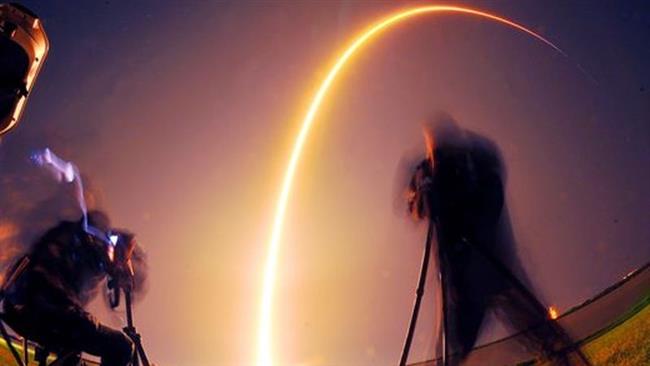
[549,306,559,320]
[258,6,567,366]
[423,125,436,165]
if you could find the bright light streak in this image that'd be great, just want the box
[258,6,567,366]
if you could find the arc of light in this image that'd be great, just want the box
[258,6,566,366]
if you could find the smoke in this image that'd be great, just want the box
[0,150,100,272]
[31,148,90,229]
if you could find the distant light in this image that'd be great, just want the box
[548,306,559,320]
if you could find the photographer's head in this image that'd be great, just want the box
[87,210,111,233]
[79,210,112,247]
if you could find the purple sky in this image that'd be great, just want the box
[3,1,650,365]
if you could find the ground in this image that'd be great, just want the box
[0,302,648,365]
[582,299,650,366]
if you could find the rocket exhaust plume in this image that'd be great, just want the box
[258,6,581,366]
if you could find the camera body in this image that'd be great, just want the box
[105,230,136,308]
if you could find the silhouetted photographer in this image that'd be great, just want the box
[401,118,591,366]
[1,211,147,366]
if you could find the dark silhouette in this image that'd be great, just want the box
[1,211,146,366]
[405,118,590,365]
[0,3,49,135]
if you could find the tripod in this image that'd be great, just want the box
[399,221,450,366]
[398,220,592,366]
[115,286,150,366]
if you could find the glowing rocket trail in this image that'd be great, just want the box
[258,6,568,366]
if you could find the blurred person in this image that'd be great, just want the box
[1,210,146,366]
[406,117,590,366]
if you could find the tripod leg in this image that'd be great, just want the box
[124,327,151,366]
[23,337,28,365]
[399,223,434,366]
[438,248,449,366]
[124,290,150,366]
[135,340,150,366]
[469,243,592,366]
[0,319,25,366]
[34,346,48,366]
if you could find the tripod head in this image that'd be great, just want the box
[103,231,151,366]
[106,230,136,309]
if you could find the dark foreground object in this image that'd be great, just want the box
[408,262,650,365]
[1,215,137,366]
[403,121,590,366]
[0,3,49,135]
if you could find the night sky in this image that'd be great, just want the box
[2,1,649,365]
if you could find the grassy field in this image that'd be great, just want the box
[582,300,650,365]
